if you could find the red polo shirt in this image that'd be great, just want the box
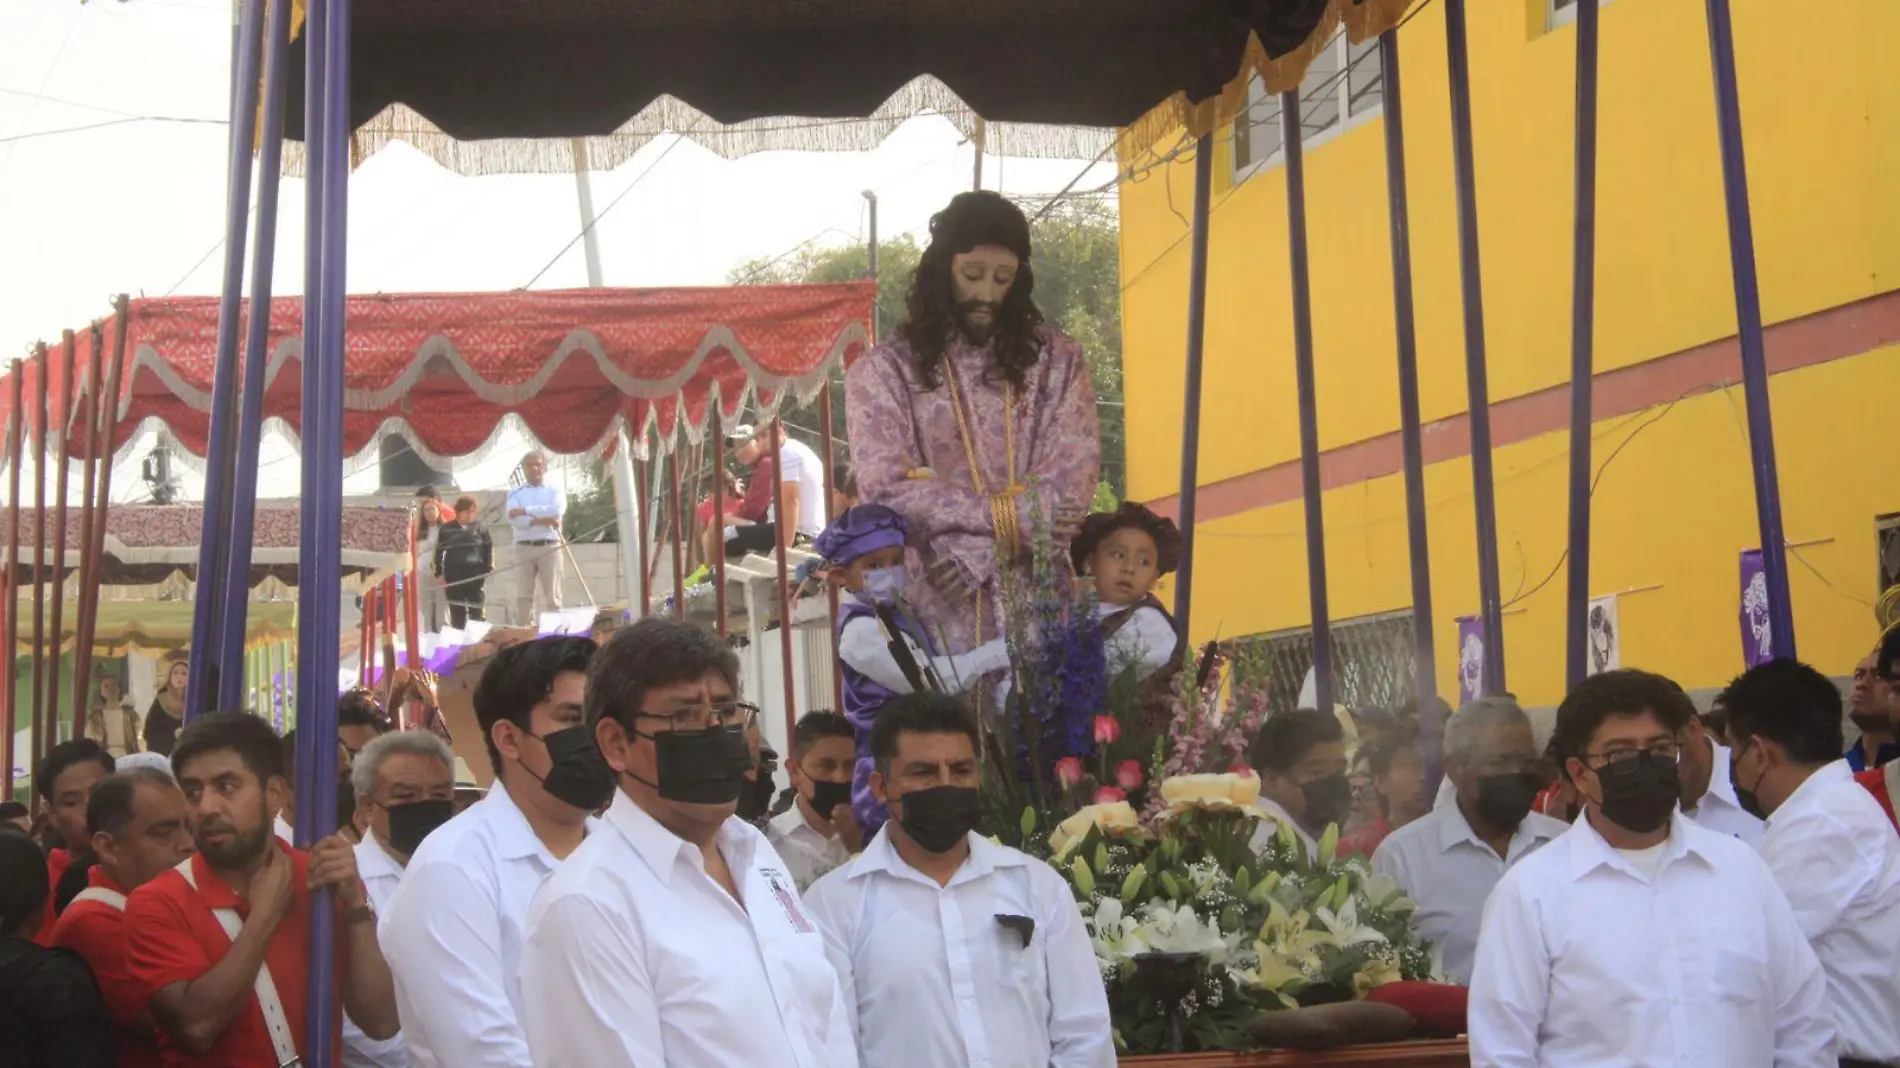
[53,866,162,1068]
[33,846,72,945]
[1856,766,1900,832]
[124,846,343,1068]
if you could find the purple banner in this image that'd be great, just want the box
[1456,615,1485,706]
[1740,549,1775,667]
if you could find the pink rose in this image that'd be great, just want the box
[1055,756,1085,787]
[1094,785,1127,805]
[1093,715,1122,745]
[1116,759,1144,791]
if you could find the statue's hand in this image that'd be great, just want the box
[1052,503,1087,544]
[926,557,971,604]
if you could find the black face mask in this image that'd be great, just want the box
[385,799,454,857]
[896,785,982,854]
[1299,774,1354,831]
[1594,753,1681,834]
[633,725,755,806]
[1473,772,1542,832]
[805,778,854,819]
[527,726,617,812]
[1728,740,1767,821]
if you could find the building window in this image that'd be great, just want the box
[1548,0,1622,30]
[1232,31,1383,180]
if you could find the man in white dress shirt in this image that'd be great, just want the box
[1674,690,1765,848]
[768,711,864,891]
[1719,659,1900,1067]
[804,694,1114,1068]
[506,450,567,625]
[1468,669,1833,1068]
[1247,708,1353,860]
[1372,698,1567,985]
[344,730,456,1068]
[380,636,609,1068]
[520,617,857,1068]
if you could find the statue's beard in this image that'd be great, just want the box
[955,300,1001,346]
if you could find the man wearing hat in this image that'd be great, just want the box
[699,422,778,564]
[844,191,1101,656]
[816,503,1009,837]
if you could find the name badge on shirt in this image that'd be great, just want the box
[762,868,816,934]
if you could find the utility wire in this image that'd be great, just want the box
[518,135,686,290]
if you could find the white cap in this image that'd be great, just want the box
[726,423,757,443]
[118,752,174,779]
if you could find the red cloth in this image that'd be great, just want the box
[125,846,343,1068]
[1855,767,1899,831]
[733,453,777,524]
[1366,981,1468,1037]
[53,867,162,1068]
[33,846,71,946]
[1340,818,1390,858]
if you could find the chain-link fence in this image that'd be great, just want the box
[1229,611,1419,715]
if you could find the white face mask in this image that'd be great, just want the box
[861,566,907,606]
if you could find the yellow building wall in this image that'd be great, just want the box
[1121,0,1900,705]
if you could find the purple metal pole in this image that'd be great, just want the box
[1377,32,1442,772]
[294,0,344,1055]
[1170,135,1214,641]
[215,0,293,710]
[1280,90,1334,713]
[1703,0,1794,656]
[1564,0,1602,691]
[189,0,267,720]
[1443,0,1506,695]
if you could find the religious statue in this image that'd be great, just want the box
[844,191,1101,654]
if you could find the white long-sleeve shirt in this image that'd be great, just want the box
[344,835,410,1068]
[803,828,1114,1068]
[1468,810,1834,1068]
[1370,801,1567,984]
[1099,602,1176,682]
[1681,737,1765,848]
[379,781,594,1068]
[505,483,566,545]
[520,789,857,1068]
[1759,760,1900,1062]
[836,613,1009,695]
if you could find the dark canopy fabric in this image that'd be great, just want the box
[286,0,1401,144]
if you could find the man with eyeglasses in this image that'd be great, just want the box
[1469,669,1833,1068]
[1371,697,1566,984]
[520,617,856,1068]
[1721,659,1900,1068]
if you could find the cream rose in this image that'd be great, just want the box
[1158,772,1261,812]
[1050,800,1142,858]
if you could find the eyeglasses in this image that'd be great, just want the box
[635,701,759,733]
[1583,742,1681,767]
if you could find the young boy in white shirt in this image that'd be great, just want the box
[1068,502,1181,685]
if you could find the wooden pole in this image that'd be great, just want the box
[668,440,685,620]
[49,334,77,741]
[769,420,798,743]
[710,409,728,635]
[635,443,652,618]
[2,361,23,796]
[30,346,50,768]
[78,301,129,698]
[817,380,842,705]
[69,325,107,722]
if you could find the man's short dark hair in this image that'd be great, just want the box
[37,739,114,804]
[1248,708,1343,775]
[869,694,980,777]
[585,619,739,732]
[338,690,388,732]
[791,711,855,762]
[0,801,26,822]
[171,710,286,787]
[86,767,179,839]
[1718,659,1844,765]
[1551,668,1695,764]
[0,829,49,936]
[475,635,598,777]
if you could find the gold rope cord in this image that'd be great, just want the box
[942,359,1020,645]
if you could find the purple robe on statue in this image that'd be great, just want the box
[844,328,1101,655]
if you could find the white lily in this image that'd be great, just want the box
[1313,897,1387,949]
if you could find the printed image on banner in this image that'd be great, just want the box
[1456,616,1485,705]
[1739,549,1774,667]
[1586,594,1620,676]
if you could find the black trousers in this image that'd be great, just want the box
[445,579,486,628]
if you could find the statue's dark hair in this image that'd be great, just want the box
[898,191,1045,392]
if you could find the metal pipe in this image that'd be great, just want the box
[216,0,293,709]
[711,409,728,635]
[1280,90,1335,714]
[1703,0,1794,656]
[1564,0,1602,691]
[769,419,798,744]
[1377,31,1442,738]
[668,442,685,620]
[2,361,23,796]
[48,336,76,741]
[77,302,129,722]
[1169,135,1215,641]
[30,347,49,764]
[1443,0,1507,694]
[188,0,268,720]
[69,326,106,722]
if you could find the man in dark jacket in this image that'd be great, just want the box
[434,495,494,628]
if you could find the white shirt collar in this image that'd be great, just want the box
[482,777,571,864]
[1698,737,1748,814]
[1765,758,1853,826]
[769,800,835,843]
[1434,794,1562,859]
[1567,807,1714,882]
[601,788,758,888]
[357,832,407,881]
[847,825,1028,889]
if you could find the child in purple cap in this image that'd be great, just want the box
[816,504,1010,839]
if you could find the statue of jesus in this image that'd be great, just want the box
[845,191,1101,655]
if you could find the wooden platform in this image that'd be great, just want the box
[1122,1039,1469,1067]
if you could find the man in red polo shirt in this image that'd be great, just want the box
[34,738,116,943]
[126,711,399,1067]
[53,765,196,1067]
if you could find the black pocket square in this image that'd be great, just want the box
[995,913,1035,948]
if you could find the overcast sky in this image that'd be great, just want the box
[0,0,1116,501]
